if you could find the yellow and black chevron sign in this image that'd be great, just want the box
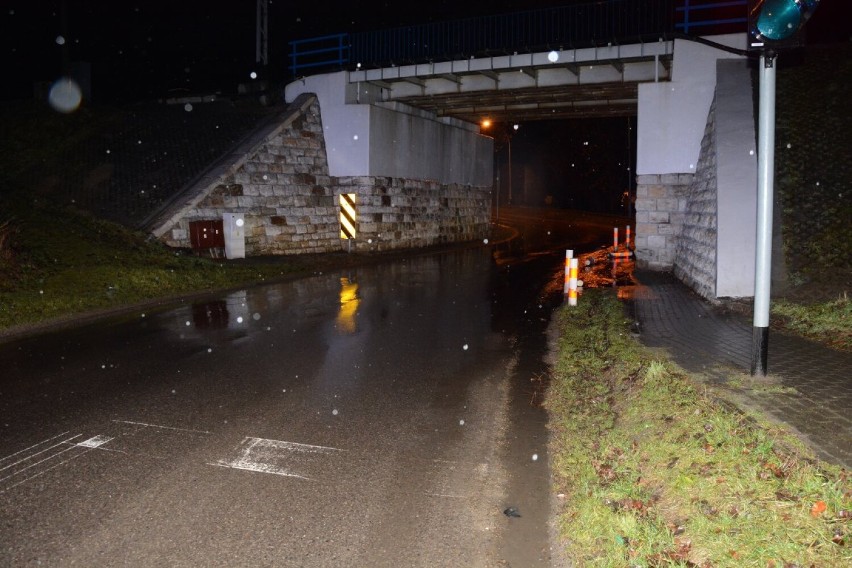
[339,193,357,239]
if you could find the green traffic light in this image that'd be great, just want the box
[754,0,820,42]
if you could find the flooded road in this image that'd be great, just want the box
[1,207,624,566]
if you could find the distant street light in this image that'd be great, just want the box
[481,120,520,212]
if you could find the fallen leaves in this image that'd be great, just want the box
[811,500,827,517]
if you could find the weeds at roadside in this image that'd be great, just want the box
[546,289,851,567]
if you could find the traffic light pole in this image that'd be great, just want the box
[751,52,777,377]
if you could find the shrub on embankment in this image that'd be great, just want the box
[776,43,852,284]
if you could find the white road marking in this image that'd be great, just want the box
[0,435,82,473]
[0,433,115,493]
[0,442,83,485]
[77,435,114,448]
[209,461,312,480]
[112,420,211,434]
[211,437,344,481]
[240,438,344,454]
[423,492,471,499]
[0,447,94,494]
[0,431,72,464]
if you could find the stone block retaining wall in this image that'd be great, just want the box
[673,96,718,300]
[157,96,491,255]
[337,177,490,251]
[634,173,693,270]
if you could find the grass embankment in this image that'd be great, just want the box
[772,296,851,351]
[546,289,851,567]
[0,198,303,333]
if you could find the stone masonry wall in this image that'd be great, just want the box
[159,97,491,255]
[337,177,491,251]
[634,173,693,270]
[673,96,718,300]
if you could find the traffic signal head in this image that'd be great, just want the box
[748,0,821,50]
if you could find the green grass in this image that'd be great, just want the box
[0,197,304,332]
[772,295,851,351]
[546,289,851,567]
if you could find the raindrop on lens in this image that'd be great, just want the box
[332,409,339,416]
[237,316,244,323]
[459,419,465,426]
[48,78,82,113]
[55,35,65,45]
[463,344,469,350]
[184,103,193,112]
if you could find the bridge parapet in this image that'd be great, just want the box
[347,42,672,123]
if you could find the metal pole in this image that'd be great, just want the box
[494,171,500,223]
[507,137,513,205]
[256,0,268,66]
[751,52,776,377]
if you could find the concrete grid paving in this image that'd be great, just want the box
[624,270,851,470]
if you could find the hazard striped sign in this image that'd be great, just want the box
[339,193,357,239]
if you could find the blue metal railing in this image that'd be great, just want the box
[349,0,673,69]
[288,0,748,77]
[675,0,748,35]
[289,33,350,74]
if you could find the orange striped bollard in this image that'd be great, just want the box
[568,258,579,306]
[613,227,619,251]
[564,250,573,295]
[626,225,631,248]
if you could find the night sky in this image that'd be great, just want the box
[1,0,586,102]
[6,1,845,103]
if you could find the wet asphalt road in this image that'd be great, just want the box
[1,208,623,566]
